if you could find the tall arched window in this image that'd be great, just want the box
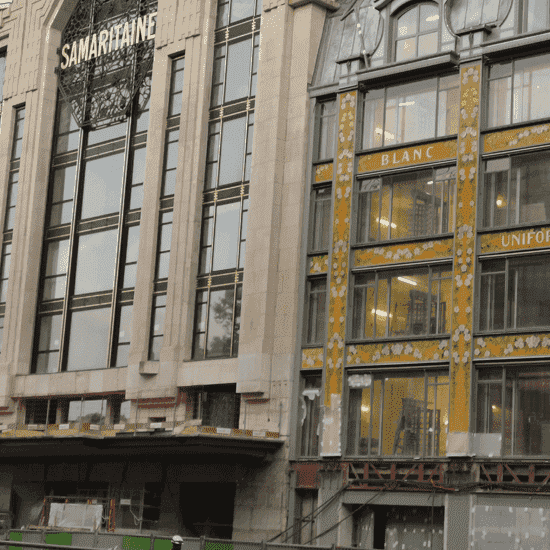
[394,2,453,62]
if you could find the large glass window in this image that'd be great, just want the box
[309,186,331,252]
[488,53,550,128]
[362,75,459,149]
[479,255,550,331]
[305,278,326,345]
[193,2,259,360]
[356,166,456,243]
[352,265,452,339]
[477,365,550,456]
[522,0,550,33]
[299,374,321,457]
[394,2,454,62]
[33,79,151,373]
[316,100,336,161]
[347,370,449,457]
[216,0,262,28]
[483,152,550,228]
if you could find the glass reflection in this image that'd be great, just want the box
[43,240,70,300]
[206,287,235,358]
[35,315,62,374]
[212,201,240,271]
[66,307,111,371]
[219,116,246,187]
[225,39,252,103]
[348,372,448,457]
[74,230,118,294]
[81,152,125,219]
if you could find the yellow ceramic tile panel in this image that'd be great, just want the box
[309,255,329,274]
[302,347,324,369]
[357,139,457,174]
[450,65,481,434]
[479,227,550,255]
[354,238,454,268]
[315,163,334,183]
[474,334,550,359]
[322,91,357,456]
[347,339,449,365]
[484,122,550,153]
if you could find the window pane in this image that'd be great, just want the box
[74,229,118,294]
[488,77,512,128]
[419,3,439,31]
[397,7,418,38]
[312,187,331,250]
[479,261,506,331]
[225,38,252,103]
[382,375,425,456]
[300,375,321,456]
[395,37,416,62]
[307,279,326,344]
[81,399,107,424]
[212,201,241,272]
[38,315,62,353]
[81,152,125,219]
[437,77,459,137]
[389,270,429,336]
[418,32,438,56]
[123,226,140,288]
[206,287,235,358]
[362,90,384,149]
[67,307,111,371]
[513,54,550,124]
[386,80,437,145]
[510,257,550,328]
[526,0,549,31]
[515,153,550,225]
[515,368,550,455]
[219,116,247,186]
[230,0,255,24]
[390,170,436,239]
[115,305,133,367]
[45,240,70,277]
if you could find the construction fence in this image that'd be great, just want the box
[3,530,364,550]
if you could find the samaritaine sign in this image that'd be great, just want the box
[57,0,157,128]
[60,11,157,69]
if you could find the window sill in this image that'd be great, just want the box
[482,29,550,61]
[346,334,451,346]
[483,115,550,137]
[475,328,550,337]
[357,51,459,89]
[352,232,454,250]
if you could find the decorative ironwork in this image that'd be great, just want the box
[56,0,157,129]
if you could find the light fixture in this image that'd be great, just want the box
[426,180,433,185]
[372,308,392,318]
[361,405,370,413]
[426,14,439,22]
[496,195,506,208]
[399,101,415,107]
[377,217,397,229]
[398,276,417,286]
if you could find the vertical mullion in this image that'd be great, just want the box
[106,116,133,368]
[501,368,506,454]
[378,377,384,456]
[434,77,441,137]
[373,274,379,339]
[515,166,520,225]
[203,286,213,360]
[386,275,392,337]
[387,180,393,240]
[426,268,433,336]
[58,126,86,372]
[367,382,373,456]
[506,259,510,329]
[230,281,238,357]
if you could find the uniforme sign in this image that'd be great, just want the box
[60,11,157,70]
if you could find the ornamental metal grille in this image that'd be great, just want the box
[57,0,156,129]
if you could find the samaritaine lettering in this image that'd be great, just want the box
[60,12,157,70]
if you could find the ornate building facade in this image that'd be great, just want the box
[291,0,550,549]
[2,0,550,548]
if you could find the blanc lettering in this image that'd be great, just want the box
[381,146,433,167]
[60,12,157,70]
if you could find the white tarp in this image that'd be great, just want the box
[48,503,103,531]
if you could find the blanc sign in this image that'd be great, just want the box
[60,11,157,70]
